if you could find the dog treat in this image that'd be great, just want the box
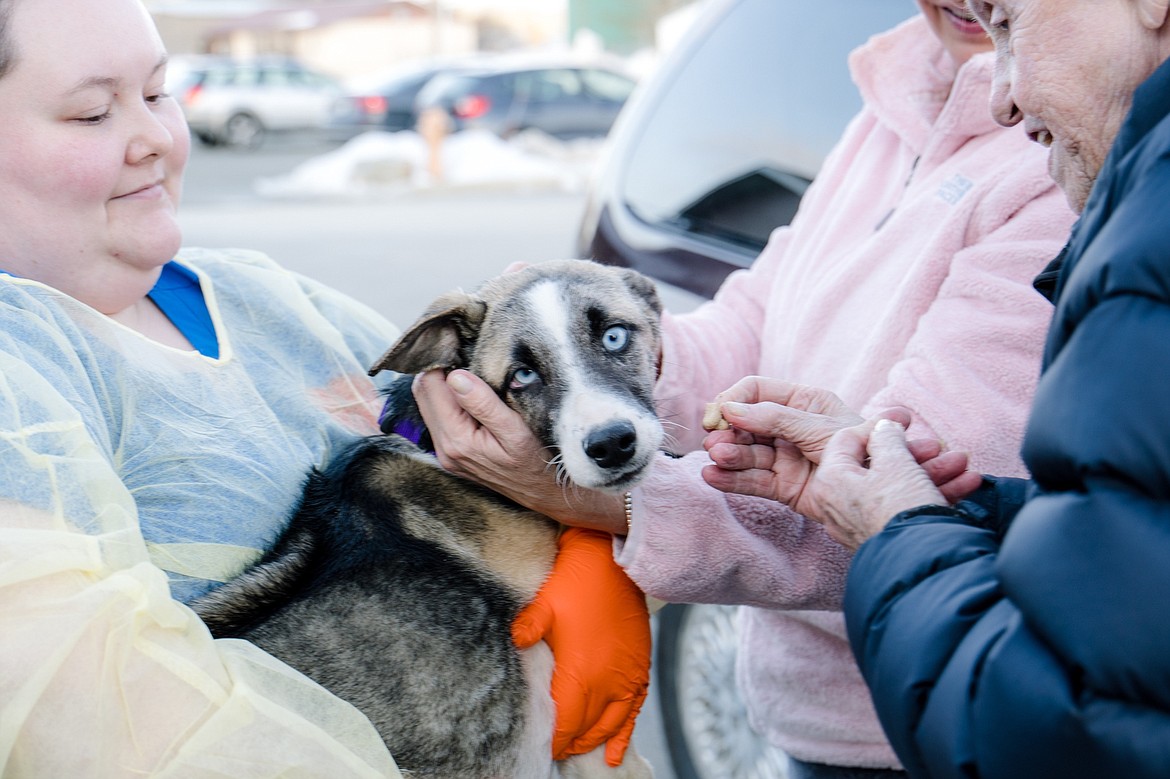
[703,402,730,431]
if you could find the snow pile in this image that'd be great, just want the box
[255,129,605,199]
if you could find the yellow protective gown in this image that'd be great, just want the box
[0,248,403,777]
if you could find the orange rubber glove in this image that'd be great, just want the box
[512,527,652,766]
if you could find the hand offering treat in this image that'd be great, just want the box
[703,403,730,431]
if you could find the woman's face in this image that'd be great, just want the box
[916,0,994,66]
[0,0,189,308]
[970,0,1166,212]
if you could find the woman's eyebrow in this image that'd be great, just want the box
[65,55,168,96]
[66,75,119,95]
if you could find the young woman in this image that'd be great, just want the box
[0,0,402,774]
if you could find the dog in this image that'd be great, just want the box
[192,260,664,778]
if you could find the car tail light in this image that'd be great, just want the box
[453,94,491,120]
[182,83,203,106]
[358,95,388,117]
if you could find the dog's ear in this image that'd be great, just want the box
[368,291,488,376]
[617,268,663,317]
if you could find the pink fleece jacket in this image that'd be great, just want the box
[615,16,1077,769]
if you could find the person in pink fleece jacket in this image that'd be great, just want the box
[414,4,1076,777]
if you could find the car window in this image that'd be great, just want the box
[481,74,513,100]
[383,71,435,99]
[200,67,230,88]
[300,71,335,89]
[418,74,477,105]
[619,0,914,253]
[529,69,583,103]
[581,69,635,102]
[214,66,259,88]
[262,67,293,87]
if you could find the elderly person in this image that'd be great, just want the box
[703,0,1170,775]
[413,1,1076,776]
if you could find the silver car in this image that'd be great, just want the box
[169,56,344,149]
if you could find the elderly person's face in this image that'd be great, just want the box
[0,0,189,309]
[969,0,1170,212]
[916,0,994,65]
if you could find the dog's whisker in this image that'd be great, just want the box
[556,465,573,492]
[540,451,575,491]
[558,480,594,510]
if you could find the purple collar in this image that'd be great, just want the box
[391,418,426,447]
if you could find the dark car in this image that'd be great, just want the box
[577,0,914,298]
[329,60,475,138]
[414,58,637,140]
[575,1,916,778]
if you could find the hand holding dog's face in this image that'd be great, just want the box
[414,368,630,535]
[384,260,664,532]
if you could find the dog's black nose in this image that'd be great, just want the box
[584,422,638,469]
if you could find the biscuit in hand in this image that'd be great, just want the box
[702,403,730,431]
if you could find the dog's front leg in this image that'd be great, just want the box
[558,747,654,779]
[515,641,560,779]
[518,642,654,779]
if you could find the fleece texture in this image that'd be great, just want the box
[614,14,1077,769]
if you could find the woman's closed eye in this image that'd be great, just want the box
[73,110,112,125]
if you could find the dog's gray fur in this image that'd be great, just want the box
[192,260,662,778]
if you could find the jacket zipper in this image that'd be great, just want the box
[874,155,921,231]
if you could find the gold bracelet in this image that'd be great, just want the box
[623,492,634,534]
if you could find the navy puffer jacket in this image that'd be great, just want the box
[844,57,1170,778]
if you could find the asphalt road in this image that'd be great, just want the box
[179,134,700,778]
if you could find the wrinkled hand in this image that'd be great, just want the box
[413,370,626,533]
[700,377,903,514]
[512,528,651,766]
[803,418,981,549]
[700,377,976,519]
[706,376,867,461]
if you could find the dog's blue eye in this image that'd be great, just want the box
[602,325,629,353]
[510,367,541,390]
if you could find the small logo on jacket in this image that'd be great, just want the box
[938,174,974,205]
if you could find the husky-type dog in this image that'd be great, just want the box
[192,260,663,779]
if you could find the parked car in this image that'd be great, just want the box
[577,0,915,298]
[169,56,345,149]
[329,60,472,138]
[576,1,916,778]
[414,58,638,140]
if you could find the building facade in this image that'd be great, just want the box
[569,0,694,54]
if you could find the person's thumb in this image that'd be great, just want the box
[447,369,516,429]
[719,400,787,432]
[867,419,930,477]
[511,596,555,649]
[721,401,853,463]
[603,691,645,766]
[873,406,913,429]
